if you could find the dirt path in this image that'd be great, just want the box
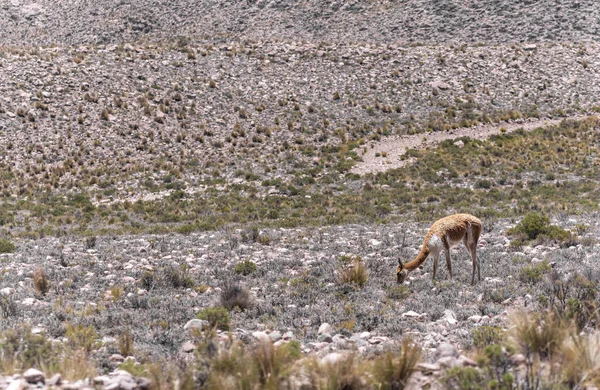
[351,115,595,175]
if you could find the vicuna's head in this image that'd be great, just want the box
[396,259,408,284]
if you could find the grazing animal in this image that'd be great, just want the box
[396,213,482,285]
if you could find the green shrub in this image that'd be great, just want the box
[508,212,550,240]
[387,285,411,301]
[65,323,99,353]
[0,326,55,371]
[196,306,231,331]
[519,261,551,284]
[472,326,506,349]
[0,239,15,254]
[444,366,486,390]
[234,260,257,276]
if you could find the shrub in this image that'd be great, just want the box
[387,285,411,301]
[472,326,506,349]
[0,238,15,254]
[519,261,551,284]
[65,323,100,353]
[220,283,253,311]
[338,258,368,288]
[161,265,194,289]
[508,212,550,240]
[234,260,257,276]
[444,366,486,390]
[196,306,231,331]
[0,326,55,371]
[33,268,50,297]
[371,338,422,389]
[510,311,567,360]
[119,329,134,357]
[138,271,156,290]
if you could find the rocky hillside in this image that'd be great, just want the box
[1,0,599,46]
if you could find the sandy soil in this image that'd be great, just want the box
[351,116,595,175]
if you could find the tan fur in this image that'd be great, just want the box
[397,213,482,285]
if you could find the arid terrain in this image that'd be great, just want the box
[1,1,600,389]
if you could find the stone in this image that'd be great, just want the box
[183,319,209,331]
[109,354,125,363]
[443,310,457,325]
[23,368,44,384]
[416,362,441,374]
[6,379,28,390]
[430,80,452,90]
[181,341,195,353]
[47,374,61,386]
[317,333,333,343]
[318,323,333,335]
[320,352,344,365]
[435,342,458,359]
[268,331,282,342]
[252,331,270,343]
[0,288,15,296]
[401,310,422,319]
[458,355,478,367]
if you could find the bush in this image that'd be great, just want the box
[160,265,194,289]
[196,306,231,330]
[508,212,550,240]
[387,285,411,301]
[472,326,506,349]
[519,261,551,284]
[234,260,257,276]
[338,258,368,288]
[65,323,100,353]
[443,366,486,390]
[510,311,566,360]
[371,338,422,389]
[220,283,253,311]
[33,268,50,297]
[0,326,55,371]
[0,238,15,254]
[508,213,573,244]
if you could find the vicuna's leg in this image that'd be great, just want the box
[443,240,453,280]
[432,253,439,281]
[464,224,482,285]
[444,248,453,280]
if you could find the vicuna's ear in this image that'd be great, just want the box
[397,259,403,269]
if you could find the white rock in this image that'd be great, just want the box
[320,352,344,365]
[443,310,457,325]
[23,368,44,384]
[183,319,209,331]
[0,287,15,296]
[252,331,270,343]
[318,323,333,335]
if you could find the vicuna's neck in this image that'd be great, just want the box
[403,241,431,271]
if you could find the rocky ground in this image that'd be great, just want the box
[1,0,600,388]
[1,0,600,46]
[1,214,599,388]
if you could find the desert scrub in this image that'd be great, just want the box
[472,326,506,348]
[518,260,551,284]
[337,256,368,288]
[507,212,573,243]
[234,260,257,276]
[370,338,422,389]
[33,267,50,296]
[0,238,15,253]
[196,306,231,330]
[220,283,253,311]
[386,285,411,301]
